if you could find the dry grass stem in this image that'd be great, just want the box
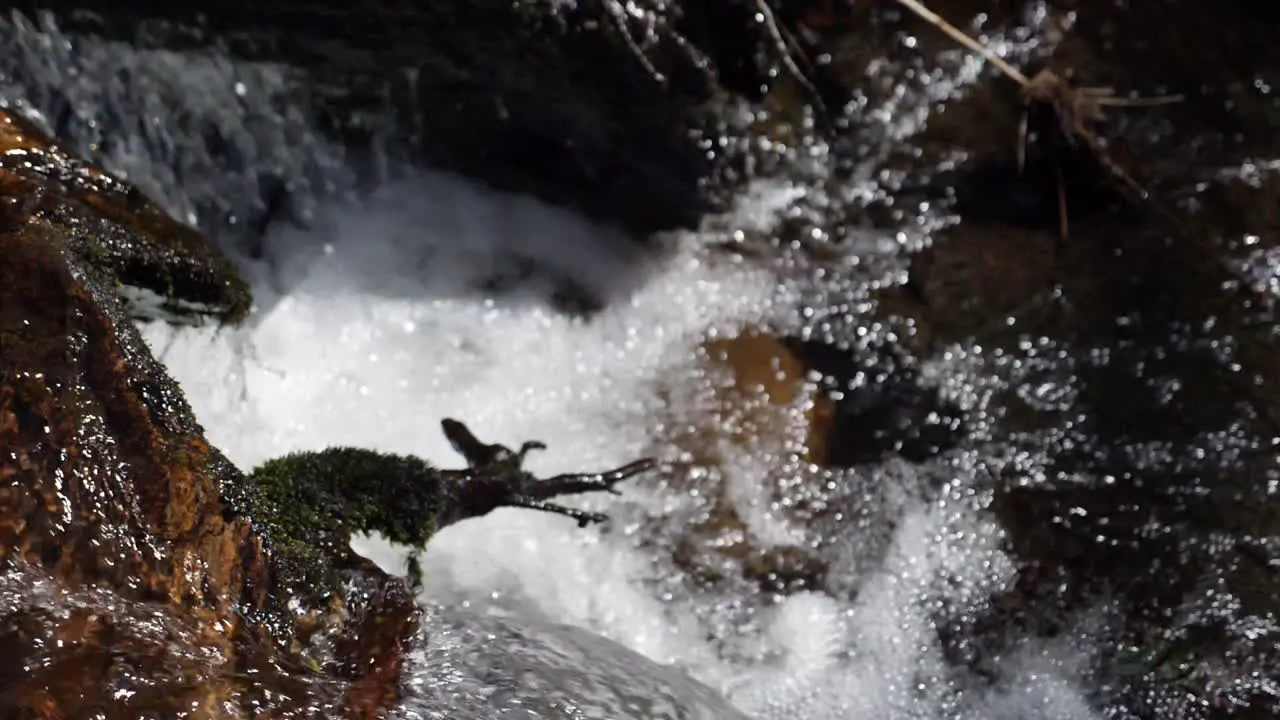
[890,0,1184,241]
[892,0,1030,85]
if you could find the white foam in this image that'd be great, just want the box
[142,170,1102,720]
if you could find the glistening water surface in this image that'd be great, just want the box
[4,6,1276,719]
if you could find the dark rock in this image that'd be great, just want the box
[831,1,1280,715]
[782,337,967,467]
[0,108,251,323]
[0,0,795,239]
[0,105,297,714]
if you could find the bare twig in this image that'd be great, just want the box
[892,0,1029,85]
[755,0,832,129]
[603,0,668,85]
[1021,68,1152,203]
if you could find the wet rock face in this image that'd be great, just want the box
[0,110,252,323]
[402,608,754,720]
[0,107,292,715]
[654,326,966,596]
[3,0,780,239]
[596,0,1280,714]
[0,109,254,604]
[652,331,827,589]
[0,108,414,716]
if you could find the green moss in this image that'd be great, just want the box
[249,447,445,599]
[0,121,254,326]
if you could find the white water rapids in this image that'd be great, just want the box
[0,9,1108,719]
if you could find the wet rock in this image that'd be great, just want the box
[656,325,964,595]
[402,607,754,720]
[742,543,829,594]
[2,0,799,240]
[783,337,966,467]
[602,0,1280,713]
[0,108,251,323]
[0,105,304,715]
[658,329,833,591]
[699,329,834,466]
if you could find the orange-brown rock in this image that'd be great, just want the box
[0,110,252,324]
[656,328,834,591]
[0,107,405,718]
[695,328,834,467]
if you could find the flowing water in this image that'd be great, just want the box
[2,6,1273,719]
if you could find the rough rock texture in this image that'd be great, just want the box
[0,0,787,239]
[0,110,251,322]
[0,105,367,717]
[6,0,1279,717]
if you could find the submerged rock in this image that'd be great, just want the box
[399,608,752,720]
[655,329,832,593]
[578,0,1280,714]
[655,326,963,596]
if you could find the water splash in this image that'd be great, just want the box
[0,7,1118,719]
